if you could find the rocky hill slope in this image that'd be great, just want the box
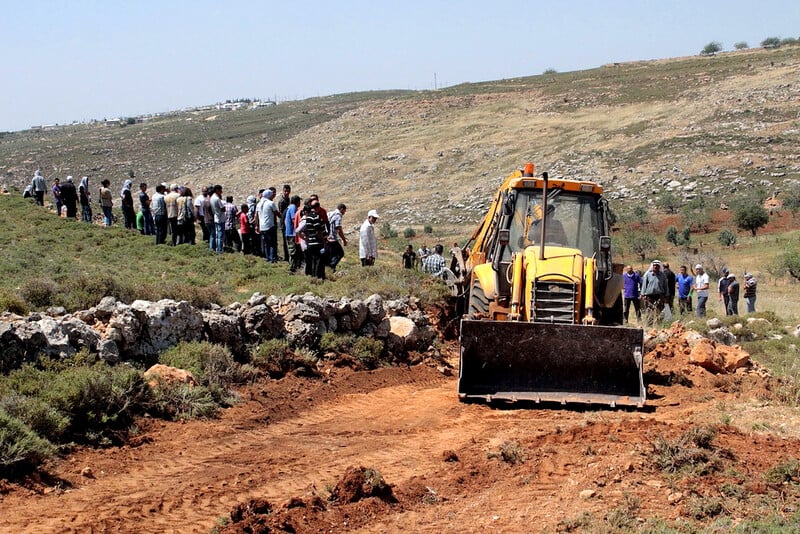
[1,47,798,229]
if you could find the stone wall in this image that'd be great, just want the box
[0,292,437,372]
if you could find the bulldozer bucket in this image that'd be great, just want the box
[458,319,645,407]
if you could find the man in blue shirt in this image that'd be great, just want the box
[622,265,642,324]
[675,265,694,315]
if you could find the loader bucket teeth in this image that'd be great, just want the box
[458,320,645,407]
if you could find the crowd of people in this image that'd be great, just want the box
[25,171,394,282]
[623,260,757,324]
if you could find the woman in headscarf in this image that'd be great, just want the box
[79,176,92,223]
[120,179,135,230]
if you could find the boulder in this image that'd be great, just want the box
[104,306,142,354]
[707,327,736,346]
[285,319,324,348]
[144,363,198,388]
[0,321,26,372]
[62,317,102,353]
[241,304,283,341]
[364,294,385,323]
[130,299,204,357]
[716,344,751,372]
[97,339,120,363]
[387,316,420,353]
[349,300,368,331]
[203,310,245,357]
[706,318,723,330]
[689,339,726,373]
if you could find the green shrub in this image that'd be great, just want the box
[159,341,239,388]
[150,383,218,420]
[718,228,737,247]
[764,457,800,484]
[251,339,294,377]
[423,225,433,234]
[293,347,319,375]
[379,222,397,239]
[18,278,59,309]
[319,332,355,354]
[403,227,416,239]
[651,425,721,475]
[0,394,69,443]
[0,289,29,315]
[41,363,151,444]
[351,337,385,369]
[0,409,56,474]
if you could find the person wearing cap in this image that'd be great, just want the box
[726,273,740,316]
[255,188,281,262]
[744,273,757,313]
[718,267,731,313]
[640,260,667,323]
[60,176,78,219]
[692,264,710,317]
[359,210,379,266]
[676,265,694,315]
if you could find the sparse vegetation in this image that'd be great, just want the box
[701,41,723,56]
[718,228,738,247]
[650,425,721,475]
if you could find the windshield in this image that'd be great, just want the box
[506,190,601,258]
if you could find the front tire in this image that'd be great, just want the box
[468,278,489,319]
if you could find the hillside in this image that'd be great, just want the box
[2,47,799,229]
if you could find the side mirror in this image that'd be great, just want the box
[599,236,611,252]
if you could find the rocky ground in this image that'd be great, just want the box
[1,319,799,533]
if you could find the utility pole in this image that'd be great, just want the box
[434,72,438,90]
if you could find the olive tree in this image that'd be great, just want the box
[733,202,769,237]
[701,41,723,56]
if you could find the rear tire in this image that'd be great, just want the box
[468,278,489,319]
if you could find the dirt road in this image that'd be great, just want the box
[2,349,799,533]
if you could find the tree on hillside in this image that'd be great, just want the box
[624,232,657,261]
[778,249,800,281]
[783,188,800,217]
[701,41,723,56]
[734,41,749,50]
[656,190,681,214]
[781,37,799,46]
[761,37,782,49]
[632,205,650,227]
[543,68,558,75]
[681,197,711,233]
[733,202,769,236]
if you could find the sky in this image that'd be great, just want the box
[2,0,799,132]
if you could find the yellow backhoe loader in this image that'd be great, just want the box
[458,163,645,407]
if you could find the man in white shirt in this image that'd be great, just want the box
[359,210,379,266]
[692,264,710,317]
[256,189,280,262]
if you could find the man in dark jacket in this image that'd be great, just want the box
[663,262,677,314]
[60,176,78,218]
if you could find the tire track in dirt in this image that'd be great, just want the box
[1,371,476,533]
